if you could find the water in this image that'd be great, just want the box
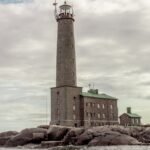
[1,146,150,150]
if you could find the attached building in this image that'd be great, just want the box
[119,107,141,126]
[80,89,119,127]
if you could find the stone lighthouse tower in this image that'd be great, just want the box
[51,1,82,127]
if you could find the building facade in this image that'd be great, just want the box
[120,107,141,126]
[51,1,119,127]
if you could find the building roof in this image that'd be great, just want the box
[80,92,117,100]
[120,113,141,118]
[126,113,141,118]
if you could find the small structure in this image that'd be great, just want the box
[119,107,141,126]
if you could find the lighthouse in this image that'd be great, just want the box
[51,1,82,127]
[50,1,119,127]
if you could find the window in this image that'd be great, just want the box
[73,114,76,120]
[98,113,100,119]
[97,104,100,109]
[103,114,106,119]
[73,105,76,111]
[92,103,95,107]
[110,105,113,109]
[132,118,135,124]
[136,119,139,124]
[102,104,105,109]
[90,113,93,117]
[90,103,92,107]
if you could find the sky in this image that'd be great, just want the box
[0,0,150,132]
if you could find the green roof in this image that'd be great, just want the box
[81,92,117,100]
[126,113,141,118]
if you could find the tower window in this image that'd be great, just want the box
[57,91,60,95]
[73,105,76,111]
[73,114,76,120]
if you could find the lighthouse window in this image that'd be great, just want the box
[73,114,76,120]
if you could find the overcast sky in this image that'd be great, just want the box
[0,0,150,132]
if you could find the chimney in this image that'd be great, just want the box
[127,107,131,114]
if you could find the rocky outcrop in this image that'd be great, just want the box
[0,131,18,146]
[139,127,150,143]
[88,131,140,146]
[5,128,47,147]
[63,128,85,145]
[48,126,71,141]
[1,125,150,148]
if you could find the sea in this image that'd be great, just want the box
[1,146,150,150]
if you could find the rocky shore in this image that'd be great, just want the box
[0,125,150,148]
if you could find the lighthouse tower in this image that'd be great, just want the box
[51,1,82,127]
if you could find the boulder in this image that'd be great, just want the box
[48,126,71,141]
[0,131,18,146]
[63,128,85,145]
[5,128,47,147]
[139,127,150,143]
[110,126,130,135]
[76,126,111,145]
[0,131,18,138]
[37,125,49,129]
[129,127,144,139]
[88,131,140,146]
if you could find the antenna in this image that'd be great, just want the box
[53,0,58,20]
[93,83,95,89]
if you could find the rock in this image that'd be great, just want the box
[5,128,47,147]
[76,126,112,145]
[129,127,144,139]
[41,141,64,148]
[0,131,18,146]
[88,131,140,146]
[0,137,10,146]
[0,131,18,138]
[110,126,130,135]
[37,125,49,129]
[48,126,71,141]
[63,128,85,145]
[139,127,150,143]
[75,129,94,145]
